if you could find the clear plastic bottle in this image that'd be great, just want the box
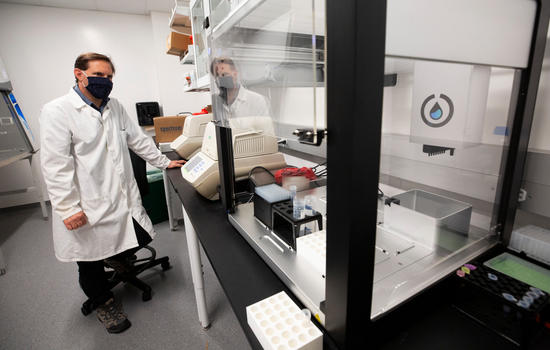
[289,185,297,203]
[304,195,313,216]
[293,196,305,220]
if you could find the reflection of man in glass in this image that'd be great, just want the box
[211,57,270,118]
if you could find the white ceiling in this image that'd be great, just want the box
[0,0,190,15]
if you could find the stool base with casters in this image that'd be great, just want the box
[81,245,171,316]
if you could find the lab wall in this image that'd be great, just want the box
[274,87,325,129]
[0,4,209,209]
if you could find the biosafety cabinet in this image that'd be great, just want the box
[188,0,550,348]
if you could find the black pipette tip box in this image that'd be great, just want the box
[253,184,291,229]
[253,195,285,229]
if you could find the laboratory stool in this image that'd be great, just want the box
[80,245,171,316]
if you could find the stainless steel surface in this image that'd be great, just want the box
[372,218,497,318]
[376,227,415,254]
[375,247,390,264]
[385,189,472,248]
[229,186,497,322]
[228,202,327,325]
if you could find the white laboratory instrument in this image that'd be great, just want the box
[410,61,490,155]
[181,122,286,200]
[170,113,212,159]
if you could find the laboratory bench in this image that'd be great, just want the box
[165,151,304,349]
[164,151,550,350]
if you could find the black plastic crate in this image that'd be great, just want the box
[452,260,549,347]
[253,194,285,229]
[271,200,323,250]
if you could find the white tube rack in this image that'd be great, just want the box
[296,230,326,277]
[246,291,322,350]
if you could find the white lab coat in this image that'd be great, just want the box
[40,88,171,262]
[223,86,270,118]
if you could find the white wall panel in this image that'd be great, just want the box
[0,3,158,207]
[386,0,537,68]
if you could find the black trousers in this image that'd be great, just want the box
[76,219,152,305]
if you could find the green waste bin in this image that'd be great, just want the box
[142,169,168,224]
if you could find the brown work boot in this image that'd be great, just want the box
[96,298,131,333]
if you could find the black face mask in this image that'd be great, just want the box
[85,76,113,100]
[216,75,235,89]
[82,72,113,100]
[216,75,237,103]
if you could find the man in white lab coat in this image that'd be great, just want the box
[210,57,276,137]
[40,52,185,333]
[210,58,270,117]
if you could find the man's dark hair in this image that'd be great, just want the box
[210,57,236,76]
[74,52,115,83]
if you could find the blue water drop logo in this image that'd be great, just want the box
[430,102,442,120]
[421,94,454,128]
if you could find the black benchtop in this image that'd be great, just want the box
[165,152,301,350]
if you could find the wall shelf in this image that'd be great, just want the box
[183,75,210,92]
[169,3,192,35]
[183,86,210,92]
[211,0,264,40]
[180,46,195,65]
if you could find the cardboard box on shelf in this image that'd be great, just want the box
[171,13,192,36]
[166,31,192,56]
[153,116,187,143]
